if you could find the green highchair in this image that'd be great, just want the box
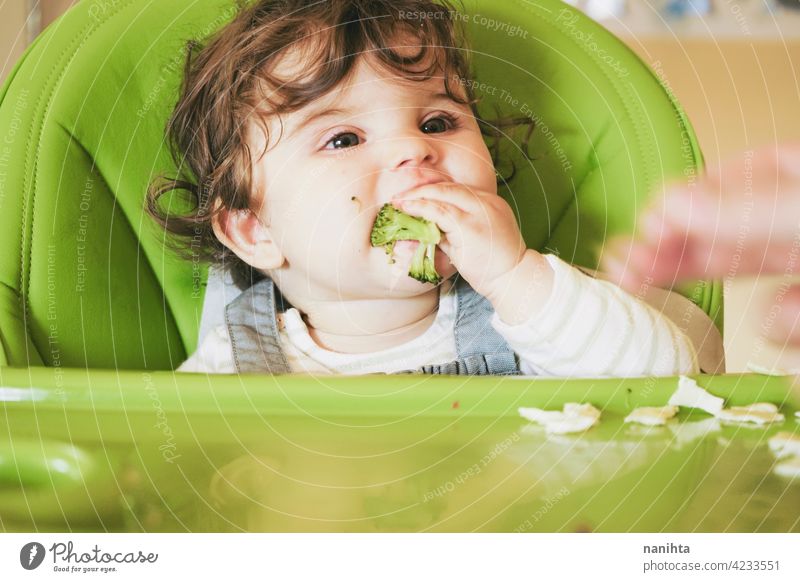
[0,0,797,532]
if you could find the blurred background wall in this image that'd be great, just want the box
[1,1,76,80]
[1,0,799,372]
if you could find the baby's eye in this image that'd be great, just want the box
[422,113,459,134]
[324,132,360,150]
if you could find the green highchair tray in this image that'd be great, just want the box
[1,368,798,532]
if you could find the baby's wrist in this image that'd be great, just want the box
[485,250,554,326]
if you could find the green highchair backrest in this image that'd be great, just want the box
[0,0,722,370]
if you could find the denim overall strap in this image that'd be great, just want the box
[226,276,522,376]
[225,277,292,374]
[396,277,523,376]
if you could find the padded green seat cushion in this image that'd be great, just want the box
[0,0,721,370]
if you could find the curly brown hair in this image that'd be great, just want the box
[147,0,535,288]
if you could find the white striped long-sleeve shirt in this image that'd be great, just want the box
[177,254,699,377]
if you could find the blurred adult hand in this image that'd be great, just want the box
[601,144,800,345]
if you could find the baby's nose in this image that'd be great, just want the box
[388,132,440,170]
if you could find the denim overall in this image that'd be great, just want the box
[225,276,524,376]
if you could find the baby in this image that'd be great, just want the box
[149,0,701,377]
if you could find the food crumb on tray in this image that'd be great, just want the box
[715,403,785,425]
[773,456,800,479]
[669,376,724,415]
[518,403,601,434]
[768,431,800,458]
[624,405,679,426]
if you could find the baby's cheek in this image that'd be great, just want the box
[462,137,497,191]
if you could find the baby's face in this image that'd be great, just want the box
[248,55,497,299]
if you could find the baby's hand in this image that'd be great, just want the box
[392,182,529,298]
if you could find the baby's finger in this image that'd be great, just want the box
[394,182,489,216]
[395,198,465,236]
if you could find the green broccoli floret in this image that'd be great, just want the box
[371,203,443,284]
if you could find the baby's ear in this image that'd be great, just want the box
[211,206,284,270]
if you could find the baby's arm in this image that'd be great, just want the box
[402,180,698,376]
[489,253,699,377]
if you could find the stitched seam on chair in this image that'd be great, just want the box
[538,4,646,187]
[71,1,210,363]
[545,9,655,205]
[0,281,24,365]
[23,1,137,368]
[21,12,106,364]
[551,117,615,263]
[55,120,179,362]
[0,31,47,105]
[628,56,703,176]
[508,0,637,265]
